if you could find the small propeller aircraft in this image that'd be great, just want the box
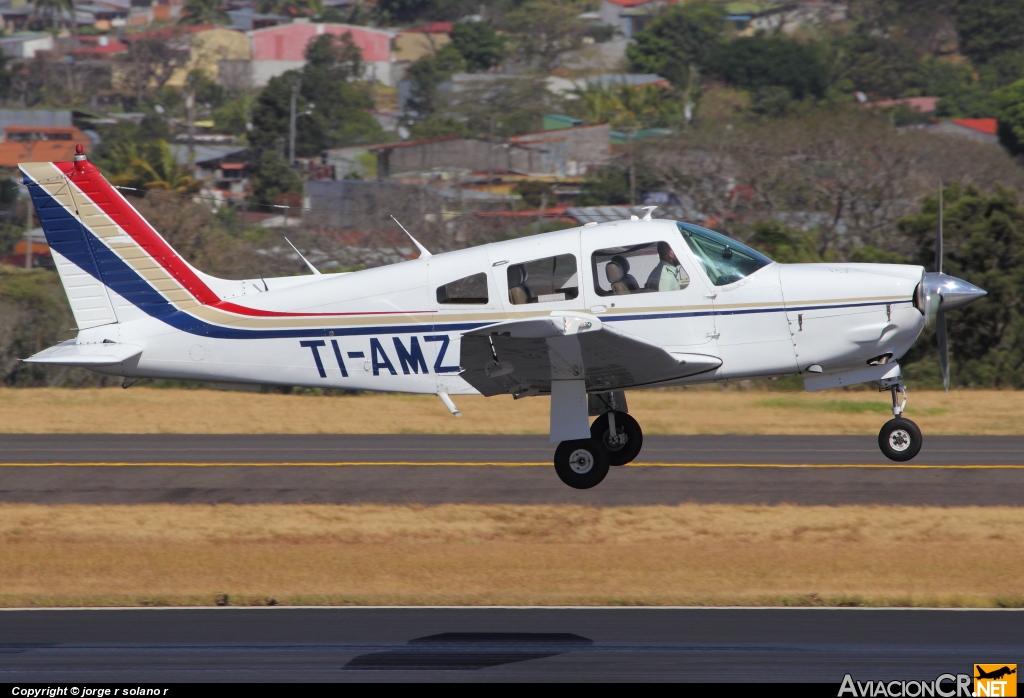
[20,149,987,488]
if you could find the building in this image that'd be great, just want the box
[70,35,129,58]
[369,136,550,180]
[305,178,445,230]
[222,21,397,89]
[4,227,49,268]
[0,32,53,59]
[0,126,92,168]
[725,1,847,35]
[75,3,131,30]
[394,21,451,63]
[599,0,674,38]
[867,96,938,114]
[164,27,251,87]
[927,118,999,145]
[510,123,611,177]
[227,7,288,31]
[171,144,249,201]
[547,72,670,97]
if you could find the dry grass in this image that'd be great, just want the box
[2,387,1023,434]
[1,503,1022,607]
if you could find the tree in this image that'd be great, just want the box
[179,0,230,25]
[376,0,433,24]
[407,115,468,139]
[118,38,187,107]
[626,2,723,90]
[405,43,465,117]
[248,150,303,207]
[746,220,821,263]
[33,0,73,30]
[249,34,383,156]
[258,0,323,16]
[955,0,1024,65]
[898,184,1024,387]
[449,21,504,73]
[994,79,1024,155]
[708,36,830,100]
[834,33,923,99]
[501,0,588,72]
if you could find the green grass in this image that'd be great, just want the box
[757,398,950,416]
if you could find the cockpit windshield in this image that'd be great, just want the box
[676,222,773,286]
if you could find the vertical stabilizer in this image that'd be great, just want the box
[22,159,117,329]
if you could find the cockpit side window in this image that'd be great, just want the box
[436,272,489,304]
[507,254,579,305]
[677,222,772,286]
[592,241,690,297]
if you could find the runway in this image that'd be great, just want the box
[0,607,1020,682]
[1,434,1022,505]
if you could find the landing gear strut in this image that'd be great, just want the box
[878,383,922,462]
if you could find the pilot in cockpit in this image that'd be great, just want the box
[647,242,683,292]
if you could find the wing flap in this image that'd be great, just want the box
[459,314,721,396]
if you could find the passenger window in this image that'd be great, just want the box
[436,272,489,304]
[507,254,579,305]
[592,242,690,296]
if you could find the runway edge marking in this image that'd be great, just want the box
[2,462,1023,469]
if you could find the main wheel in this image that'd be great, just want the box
[590,411,643,466]
[878,418,923,462]
[554,439,610,489]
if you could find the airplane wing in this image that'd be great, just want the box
[459,313,721,397]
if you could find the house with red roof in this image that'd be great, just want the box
[928,118,999,145]
[238,21,397,88]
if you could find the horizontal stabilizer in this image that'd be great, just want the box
[25,340,142,367]
[460,313,721,396]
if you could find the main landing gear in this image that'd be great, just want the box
[878,382,923,462]
[554,392,644,489]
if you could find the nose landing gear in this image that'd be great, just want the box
[878,383,922,461]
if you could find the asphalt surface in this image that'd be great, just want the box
[0,607,1019,682]
[1,434,1021,505]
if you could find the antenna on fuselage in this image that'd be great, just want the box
[284,236,321,275]
[390,215,432,258]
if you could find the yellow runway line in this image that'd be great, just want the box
[1,462,1023,469]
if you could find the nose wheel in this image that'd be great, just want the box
[878,384,922,461]
[590,411,643,466]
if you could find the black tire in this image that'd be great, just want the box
[554,439,610,489]
[878,418,923,462]
[590,411,643,466]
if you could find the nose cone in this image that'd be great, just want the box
[924,272,987,312]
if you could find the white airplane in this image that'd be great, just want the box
[20,150,987,489]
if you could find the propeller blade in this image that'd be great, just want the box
[935,183,943,274]
[936,311,949,392]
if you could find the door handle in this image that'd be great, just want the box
[704,294,717,300]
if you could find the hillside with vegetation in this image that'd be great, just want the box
[0,0,1022,389]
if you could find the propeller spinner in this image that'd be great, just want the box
[917,186,987,390]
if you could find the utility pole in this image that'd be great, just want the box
[289,79,299,166]
[628,129,636,206]
[185,89,196,165]
[24,196,32,269]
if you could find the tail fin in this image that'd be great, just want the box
[19,152,221,329]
